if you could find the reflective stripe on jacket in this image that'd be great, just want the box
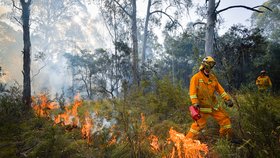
[189,71,230,109]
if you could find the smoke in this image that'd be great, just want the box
[0,1,112,98]
[0,22,23,86]
[31,54,72,97]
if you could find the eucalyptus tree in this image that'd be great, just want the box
[251,0,280,43]
[30,0,93,73]
[64,46,130,99]
[10,0,33,107]
[64,49,96,99]
[141,0,192,66]
[97,0,193,86]
[1,0,95,100]
[96,0,133,95]
[31,0,78,53]
[215,25,268,89]
[251,0,280,90]
[111,0,140,86]
[96,0,140,86]
[200,0,271,56]
[161,24,205,85]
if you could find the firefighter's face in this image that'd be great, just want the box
[204,64,211,73]
[204,62,215,73]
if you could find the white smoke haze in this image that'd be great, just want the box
[31,54,72,97]
[0,21,23,86]
[0,0,111,98]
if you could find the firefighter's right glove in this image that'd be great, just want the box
[225,99,234,107]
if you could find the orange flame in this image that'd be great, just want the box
[107,135,117,146]
[32,93,82,128]
[71,95,82,127]
[81,112,93,144]
[32,94,59,117]
[140,113,148,133]
[107,125,118,146]
[168,128,208,158]
[31,93,97,144]
[51,94,82,128]
[149,135,160,152]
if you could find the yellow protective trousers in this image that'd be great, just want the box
[186,108,232,139]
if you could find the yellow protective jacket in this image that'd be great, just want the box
[256,75,272,90]
[189,71,230,113]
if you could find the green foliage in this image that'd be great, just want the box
[1,78,280,157]
[251,0,280,42]
[64,46,131,99]
[212,88,280,158]
[237,93,280,157]
[151,120,183,139]
[266,42,280,91]
[161,29,205,87]
[214,139,234,158]
[215,25,268,90]
[0,84,29,157]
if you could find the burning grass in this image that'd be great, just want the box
[30,93,209,158]
[2,79,279,157]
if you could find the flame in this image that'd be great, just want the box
[107,135,117,146]
[51,94,82,127]
[31,95,209,154]
[143,113,208,157]
[31,93,96,144]
[31,94,59,117]
[81,111,93,144]
[70,95,82,127]
[107,125,118,146]
[32,93,95,144]
[167,128,208,158]
[149,135,160,152]
[140,113,147,133]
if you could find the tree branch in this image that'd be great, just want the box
[150,10,183,30]
[152,0,160,6]
[12,0,22,10]
[31,62,47,82]
[217,5,271,14]
[113,0,132,18]
[164,4,172,13]
[215,0,221,10]
[253,5,273,12]
[100,10,115,42]
[13,17,23,25]
[193,21,206,27]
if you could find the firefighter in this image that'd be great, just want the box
[256,70,272,93]
[186,56,234,139]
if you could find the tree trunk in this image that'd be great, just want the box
[205,0,216,56]
[21,0,32,108]
[142,0,152,66]
[131,0,139,86]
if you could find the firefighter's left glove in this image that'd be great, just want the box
[225,99,234,107]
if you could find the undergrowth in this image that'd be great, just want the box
[0,79,279,157]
